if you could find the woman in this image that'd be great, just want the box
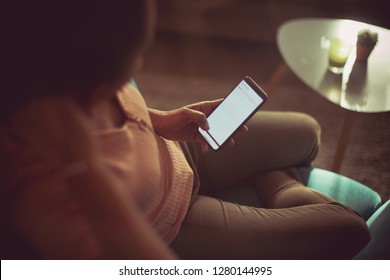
[0,0,369,259]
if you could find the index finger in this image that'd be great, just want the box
[186,99,223,116]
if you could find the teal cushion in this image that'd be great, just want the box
[130,79,138,90]
[298,168,382,220]
[354,200,390,259]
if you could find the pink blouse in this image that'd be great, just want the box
[0,84,194,259]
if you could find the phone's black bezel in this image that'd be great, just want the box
[199,76,268,151]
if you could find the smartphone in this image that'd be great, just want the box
[198,76,268,151]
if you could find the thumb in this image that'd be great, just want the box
[183,108,209,130]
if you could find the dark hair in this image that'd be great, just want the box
[2,0,153,117]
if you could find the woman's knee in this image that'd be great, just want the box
[297,112,321,147]
[287,112,321,165]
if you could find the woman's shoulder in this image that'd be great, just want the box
[116,83,147,110]
[115,83,153,127]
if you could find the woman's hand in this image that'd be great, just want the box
[149,99,248,153]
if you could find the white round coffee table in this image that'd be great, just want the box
[273,18,390,171]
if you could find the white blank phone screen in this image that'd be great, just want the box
[199,80,264,150]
